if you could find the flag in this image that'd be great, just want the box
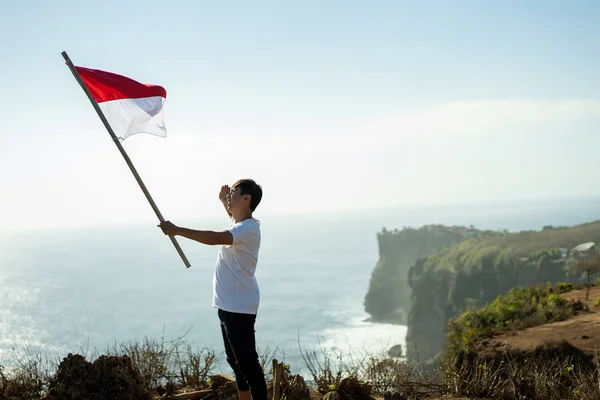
[76,66,167,141]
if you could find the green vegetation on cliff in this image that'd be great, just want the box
[364,224,488,323]
[406,220,600,362]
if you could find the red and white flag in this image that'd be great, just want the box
[76,66,167,141]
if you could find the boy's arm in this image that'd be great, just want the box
[159,221,233,246]
[219,185,232,218]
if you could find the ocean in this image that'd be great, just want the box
[1,197,599,374]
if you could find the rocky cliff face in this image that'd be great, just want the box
[405,222,600,362]
[364,225,481,324]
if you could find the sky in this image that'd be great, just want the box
[1,0,599,230]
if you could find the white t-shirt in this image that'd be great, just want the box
[212,218,261,314]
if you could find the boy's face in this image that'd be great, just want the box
[228,185,250,213]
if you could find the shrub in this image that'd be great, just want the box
[447,283,588,352]
[557,282,577,293]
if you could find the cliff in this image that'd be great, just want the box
[405,221,600,362]
[364,224,490,323]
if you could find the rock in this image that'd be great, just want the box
[209,374,235,390]
[216,380,237,400]
[45,353,148,400]
[210,373,237,400]
[338,377,372,400]
[323,391,340,400]
[387,344,403,358]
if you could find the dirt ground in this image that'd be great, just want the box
[479,285,600,354]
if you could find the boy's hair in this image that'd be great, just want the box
[233,179,263,211]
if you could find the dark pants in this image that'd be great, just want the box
[218,309,267,400]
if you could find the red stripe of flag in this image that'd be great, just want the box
[75,66,166,103]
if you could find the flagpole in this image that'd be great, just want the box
[61,51,191,269]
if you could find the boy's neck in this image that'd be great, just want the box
[232,210,253,223]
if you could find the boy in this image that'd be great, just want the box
[158,179,266,400]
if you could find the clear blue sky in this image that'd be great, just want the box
[1,1,599,229]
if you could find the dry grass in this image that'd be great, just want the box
[298,338,446,399]
[104,332,220,393]
[298,339,600,400]
[0,346,57,399]
[441,342,600,400]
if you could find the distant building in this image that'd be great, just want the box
[571,242,596,258]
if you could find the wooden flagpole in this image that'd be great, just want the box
[61,51,191,269]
